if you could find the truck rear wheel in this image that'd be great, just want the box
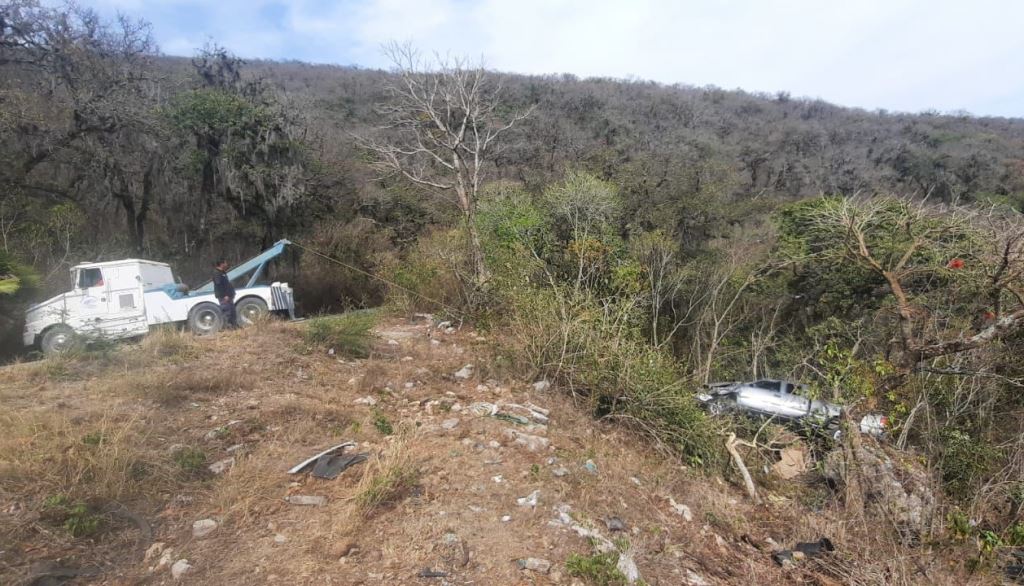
[188,302,223,335]
[236,297,268,326]
[41,325,79,356]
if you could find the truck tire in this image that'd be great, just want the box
[236,297,268,326]
[188,302,223,335]
[40,324,79,355]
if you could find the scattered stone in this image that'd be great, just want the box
[401,356,413,362]
[488,440,501,449]
[404,382,415,389]
[668,497,693,521]
[517,489,540,508]
[430,339,441,346]
[273,534,287,544]
[583,459,598,474]
[630,476,642,486]
[285,495,327,506]
[328,348,335,356]
[354,396,378,406]
[492,475,504,483]
[505,429,550,452]
[412,312,434,322]
[444,327,456,334]
[144,542,166,565]
[516,558,552,573]
[501,515,512,522]
[468,505,484,513]
[170,559,192,580]
[154,549,175,573]
[387,339,399,346]
[441,418,460,430]
[470,402,499,416]
[772,445,808,480]
[605,517,627,532]
[208,457,234,475]
[437,321,452,329]
[454,364,474,380]
[192,518,218,538]
[532,380,551,392]
[552,467,570,477]
[226,443,244,453]
[685,569,710,586]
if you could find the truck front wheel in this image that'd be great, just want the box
[41,325,79,356]
[236,297,268,326]
[188,302,223,335]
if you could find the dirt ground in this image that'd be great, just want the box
[0,316,984,585]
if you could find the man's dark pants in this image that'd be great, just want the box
[220,300,238,328]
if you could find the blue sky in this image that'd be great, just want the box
[76,0,1024,117]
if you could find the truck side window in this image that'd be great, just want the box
[78,268,104,289]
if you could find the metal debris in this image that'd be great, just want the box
[288,442,356,474]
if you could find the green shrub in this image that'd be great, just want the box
[172,446,207,475]
[372,411,393,436]
[303,311,376,358]
[507,287,722,469]
[42,494,103,538]
[938,428,998,500]
[565,552,628,586]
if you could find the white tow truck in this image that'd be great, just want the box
[24,240,296,354]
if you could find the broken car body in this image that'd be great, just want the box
[697,379,887,437]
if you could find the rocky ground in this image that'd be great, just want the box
[0,316,984,585]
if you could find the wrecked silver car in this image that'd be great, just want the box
[697,379,887,438]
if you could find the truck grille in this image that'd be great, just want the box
[270,283,296,319]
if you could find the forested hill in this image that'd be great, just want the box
[3,5,1024,305]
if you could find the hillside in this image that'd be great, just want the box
[0,315,986,585]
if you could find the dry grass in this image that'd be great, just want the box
[353,428,419,518]
[0,410,171,509]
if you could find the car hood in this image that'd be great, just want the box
[25,293,68,324]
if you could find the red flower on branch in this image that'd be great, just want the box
[947,258,965,270]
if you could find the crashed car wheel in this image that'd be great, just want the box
[706,400,731,417]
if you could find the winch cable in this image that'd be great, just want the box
[287,240,467,319]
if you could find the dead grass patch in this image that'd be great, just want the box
[354,429,419,518]
[115,366,255,405]
[0,410,168,504]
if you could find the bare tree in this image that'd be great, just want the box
[358,42,533,284]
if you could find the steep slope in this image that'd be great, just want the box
[0,317,981,585]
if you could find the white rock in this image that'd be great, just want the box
[170,559,192,580]
[354,396,378,406]
[404,382,415,389]
[668,497,693,522]
[505,429,550,452]
[454,364,474,380]
[517,489,540,508]
[274,534,287,544]
[501,515,512,522]
[517,558,552,573]
[487,440,501,449]
[444,327,456,334]
[387,339,399,346]
[552,467,569,477]
[286,495,327,506]
[208,457,234,475]
[492,475,504,483]
[430,339,441,346]
[441,418,460,430]
[144,542,166,565]
[155,549,175,572]
[532,380,551,392]
[192,518,218,538]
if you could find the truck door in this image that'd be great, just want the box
[99,266,149,338]
[73,267,110,331]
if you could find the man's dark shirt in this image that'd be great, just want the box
[213,269,235,301]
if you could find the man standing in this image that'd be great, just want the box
[213,259,237,329]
